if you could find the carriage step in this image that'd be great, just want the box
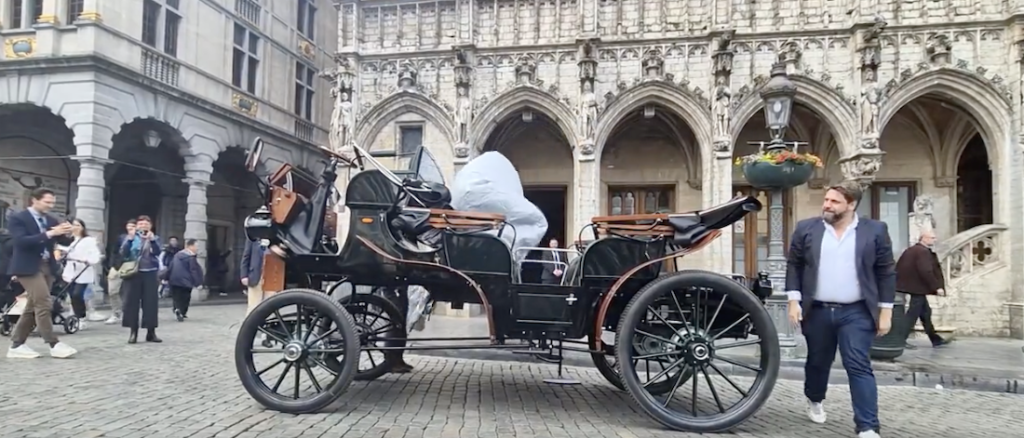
[509,349,560,357]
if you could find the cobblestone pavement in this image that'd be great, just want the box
[0,304,1020,438]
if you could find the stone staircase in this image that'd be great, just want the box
[923,224,1012,337]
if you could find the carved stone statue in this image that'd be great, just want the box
[398,62,418,89]
[713,76,731,138]
[455,86,472,144]
[578,81,599,140]
[330,89,352,150]
[515,57,537,85]
[860,78,880,138]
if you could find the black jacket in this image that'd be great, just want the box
[5,209,71,276]
[167,250,204,289]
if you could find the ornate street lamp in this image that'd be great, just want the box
[736,61,821,358]
[143,130,162,148]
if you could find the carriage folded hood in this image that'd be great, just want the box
[449,152,548,262]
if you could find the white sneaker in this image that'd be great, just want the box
[104,315,120,325]
[858,430,881,438]
[49,342,77,359]
[6,344,41,359]
[86,313,107,322]
[78,320,87,331]
[807,399,826,424]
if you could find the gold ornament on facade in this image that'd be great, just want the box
[4,37,36,59]
[35,15,58,25]
[231,93,258,117]
[298,40,315,60]
[77,11,102,22]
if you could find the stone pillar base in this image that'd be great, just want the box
[192,287,209,303]
[1006,303,1024,339]
[432,302,483,317]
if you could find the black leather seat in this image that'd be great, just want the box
[667,196,762,234]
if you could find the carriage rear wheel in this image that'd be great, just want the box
[616,270,779,433]
[589,322,693,394]
[235,289,359,414]
[336,293,405,381]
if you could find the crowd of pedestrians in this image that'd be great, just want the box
[1,188,205,359]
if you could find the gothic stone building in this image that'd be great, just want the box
[337,1,1023,338]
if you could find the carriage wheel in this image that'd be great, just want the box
[616,270,779,433]
[589,320,693,394]
[64,317,80,334]
[235,289,359,414]
[336,293,405,381]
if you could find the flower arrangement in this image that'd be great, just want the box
[734,149,823,168]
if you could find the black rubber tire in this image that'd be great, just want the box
[235,288,359,414]
[589,324,693,394]
[64,317,79,334]
[337,293,405,381]
[616,270,780,433]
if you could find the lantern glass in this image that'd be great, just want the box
[763,95,793,131]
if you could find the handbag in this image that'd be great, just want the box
[118,237,152,279]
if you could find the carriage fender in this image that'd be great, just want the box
[592,230,722,350]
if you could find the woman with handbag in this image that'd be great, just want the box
[59,218,103,328]
[118,215,163,344]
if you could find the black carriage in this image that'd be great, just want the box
[235,138,781,433]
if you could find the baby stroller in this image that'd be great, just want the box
[1,268,86,337]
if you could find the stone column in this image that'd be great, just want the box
[70,156,109,239]
[183,154,214,301]
[573,158,600,244]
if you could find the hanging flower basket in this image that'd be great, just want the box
[735,150,822,190]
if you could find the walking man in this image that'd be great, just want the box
[786,181,895,438]
[896,228,950,349]
[5,188,78,359]
[167,238,204,321]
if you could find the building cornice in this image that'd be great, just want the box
[0,54,322,153]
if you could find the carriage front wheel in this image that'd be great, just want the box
[616,270,780,433]
[235,289,360,414]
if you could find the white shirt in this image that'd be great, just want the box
[60,236,102,284]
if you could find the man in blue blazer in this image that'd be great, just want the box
[5,188,78,359]
[785,181,895,438]
[240,237,267,316]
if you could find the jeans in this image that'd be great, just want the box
[69,283,89,318]
[802,301,880,433]
[903,294,943,345]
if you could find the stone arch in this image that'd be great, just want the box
[730,75,857,158]
[470,86,579,155]
[594,81,713,161]
[354,91,457,149]
[0,104,77,215]
[878,68,1011,166]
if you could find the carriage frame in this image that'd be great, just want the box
[234,138,782,433]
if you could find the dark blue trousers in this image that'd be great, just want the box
[802,300,880,433]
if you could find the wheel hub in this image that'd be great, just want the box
[282,341,306,362]
[683,337,714,366]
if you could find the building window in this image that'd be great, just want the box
[731,186,792,278]
[294,62,316,121]
[297,0,316,40]
[67,0,84,23]
[856,181,916,255]
[607,186,674,216]
[9,0,43,29]
[232,23,261,94]
[141,0,181,57]
[399,125,423,155]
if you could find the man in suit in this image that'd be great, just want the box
[540,238,565,285]
[786,181,895,438]
[240,237,267,316]
[896,228,950,349]
[5,188,79,359]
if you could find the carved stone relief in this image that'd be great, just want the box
[712,31,735,156]
[926,34,953,66]
[322,56,356,150]
[577,39,599,156]
[839,152,884,187]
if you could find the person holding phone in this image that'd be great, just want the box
[5,189,78,359]
[119,215,163,344]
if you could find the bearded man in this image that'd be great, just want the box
[784,181,896,438]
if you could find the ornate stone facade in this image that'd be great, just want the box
[337,1,1024,337]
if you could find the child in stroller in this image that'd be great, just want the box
[1,272,84,337]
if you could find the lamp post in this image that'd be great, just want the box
[741,62,812,358]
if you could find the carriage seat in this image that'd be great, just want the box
[591,195,760,239]
[392,207,507,237]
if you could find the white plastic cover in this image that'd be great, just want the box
[450,151,548,262]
